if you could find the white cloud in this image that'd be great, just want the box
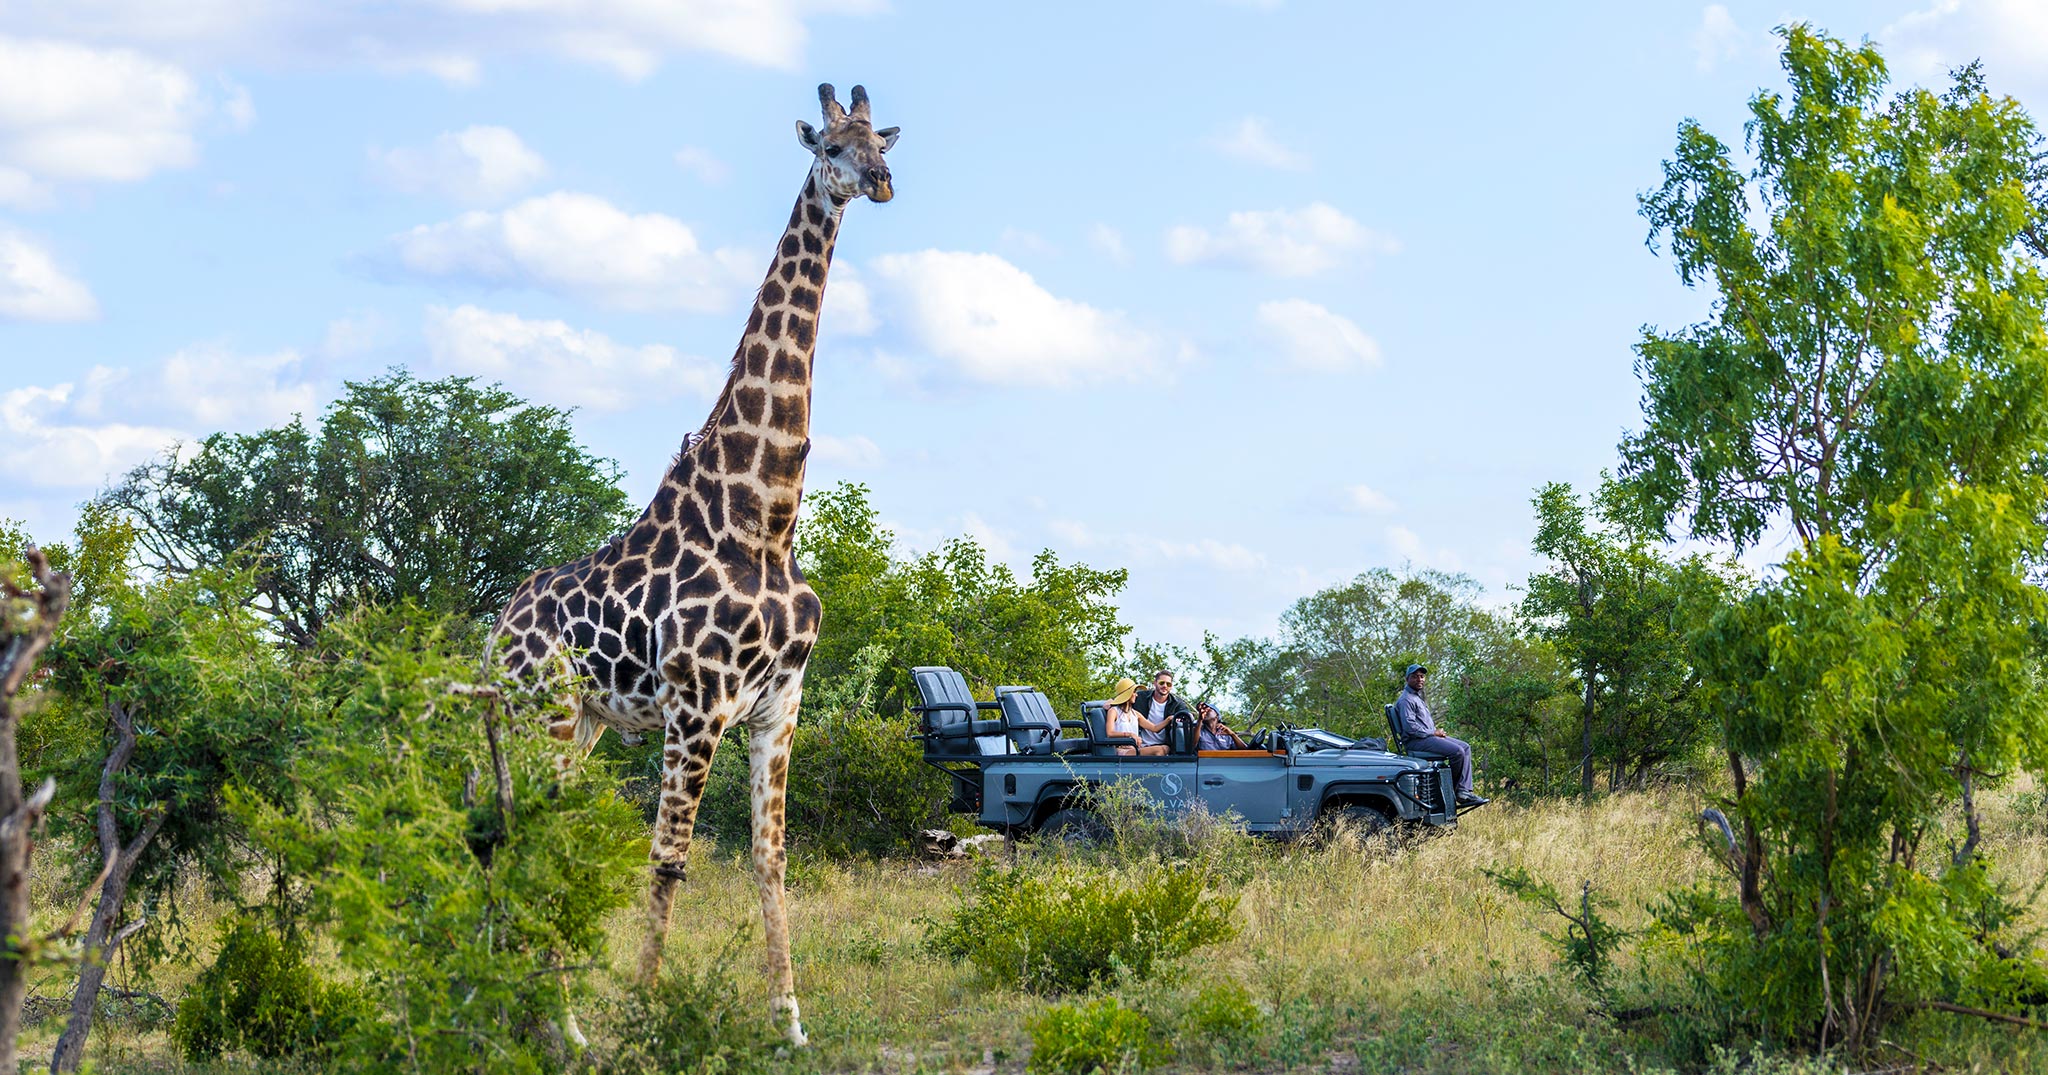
[1344,484,1396,514]
[1885,0,2048,97]
[960,511,1020,567]
[1385,524,1464,572]
[1209,116,1308,170]
[823,262,877,336]
[1257,299,1381,371]
[672,145,730,184]
[811,433,882,469]
[1089,223,1130,265]
[370,125,547,204]
[387,192,754,312]
[866,250,1165,387]
[999,227,1056,256]
[150,345,317,427]
[0,36,246,201]
[1048,518,1267,572]
[0,347,320,489]
[0,230,98,321]
[0,383,180,490]
[4,0,889,82]
[423,305,721,412]
[1166,203,1396,277]
[1691,5,1755,72]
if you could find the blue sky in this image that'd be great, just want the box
[3,0,2043,650]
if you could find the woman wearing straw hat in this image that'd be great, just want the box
[1105,677,1168,757]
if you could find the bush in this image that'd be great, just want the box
[926,861,1237,993]
[171,917,367,1062]
[597,927,781,1075]
[1027,997,1163,1075]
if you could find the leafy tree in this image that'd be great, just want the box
[237,603,643,1070]
[796,482,1130,717]
[1623,27,2048,1049]
[37,560,307,1072]
[96,371,632,646]
[1263,566,1507,739]
[1522,481,1741,796]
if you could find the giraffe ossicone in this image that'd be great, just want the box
[489,82,899,1048]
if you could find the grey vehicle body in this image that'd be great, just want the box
[911,666,1458,836]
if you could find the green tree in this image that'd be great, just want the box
[1624,27,2048,1049]
[97,371,631,646]
[238,603,643,1071]
[1266,566,1502,738]
[37,561,308,1072]
[795,482,1130,717]
[1522,481,1740,796]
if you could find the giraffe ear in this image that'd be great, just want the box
[796,121,822,152]
[875,126,900,152]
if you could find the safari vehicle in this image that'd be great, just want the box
[910,665,1465,839]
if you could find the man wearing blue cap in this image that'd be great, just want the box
[1393,665,1487,808]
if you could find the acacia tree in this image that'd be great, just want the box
[1623,27,2048,1048]
[97,371,631,646]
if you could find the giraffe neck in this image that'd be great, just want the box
[667,164,847,555]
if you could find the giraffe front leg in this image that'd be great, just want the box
[637,698,732,985]
[748,683,806,1046]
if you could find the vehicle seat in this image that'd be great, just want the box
[1081,701,1138,756]
[1384,703,1407,756]
[997,688,1091,756]
[912,666,1007,756]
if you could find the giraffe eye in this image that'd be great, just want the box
[826,145,843,158]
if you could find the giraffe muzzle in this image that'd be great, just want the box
[864,166,893,203]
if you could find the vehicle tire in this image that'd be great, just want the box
[1310,803,1392,848]
[1037,807,1110,845]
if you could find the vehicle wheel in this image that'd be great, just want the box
[1037,807,1110,845]
[1310,803,1392,847]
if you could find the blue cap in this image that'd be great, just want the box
[1405,664,1428,678]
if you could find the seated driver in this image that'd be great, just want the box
[1195,701,1246,750]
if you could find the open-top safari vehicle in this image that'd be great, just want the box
[910,666,1468,839]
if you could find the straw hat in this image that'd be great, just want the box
[1107,677,1137,707]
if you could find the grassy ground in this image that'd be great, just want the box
[17,780,2048,1074]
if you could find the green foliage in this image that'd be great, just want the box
[33,563,306,957]
[171,916,367,1062]
[236,602,645,1071]
[1487,866,1633,1014]
[1622,25,2048,1049]
[1522,480,1743,796]
[797,482,1130,718]
[595,926,782,1075]
[1182,978,1261,1043]
[926,860,1238,994]
[95,370,632,646]
[1026,997,1163,1075]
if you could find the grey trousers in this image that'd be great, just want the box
[1408,735,1474,797]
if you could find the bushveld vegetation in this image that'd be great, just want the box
[4,22,2048,1075]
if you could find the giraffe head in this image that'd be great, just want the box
[795,83,899,204]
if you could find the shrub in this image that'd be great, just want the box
[1184,978,1260,1041]
[926,861,1237,993]
[597,926,781,1075]
[1027,997,1163,1075]
[171,917,367,1062]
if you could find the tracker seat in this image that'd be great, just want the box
[1384,703,1408,756]
[996,687,1091,756]
[913,666,1006,756]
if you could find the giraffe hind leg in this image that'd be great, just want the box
[636,698,732,984]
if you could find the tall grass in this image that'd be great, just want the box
[20,781,2048,1073]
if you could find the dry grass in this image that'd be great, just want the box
[18,783,2048,1074]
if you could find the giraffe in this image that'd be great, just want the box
[489,83,897,1047]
